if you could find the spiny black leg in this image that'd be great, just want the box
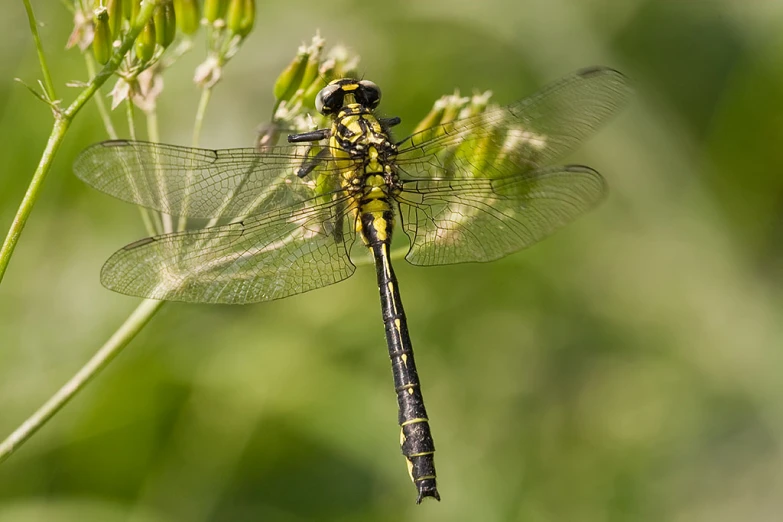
[379,116,401,129]
[288,128,329,143]
[297,146,330,178]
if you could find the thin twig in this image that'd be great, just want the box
[0,1,157,283]
[22,0,57,104]
[177,86,213,231]
[0,299,165,464]
[126,99,161,236]
[84,54,118,139]
[145,107,174,233]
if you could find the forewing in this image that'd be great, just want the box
[397,166,606,266]
[74,140,343,220]
[395,67,631,180]
[100,196,357,304]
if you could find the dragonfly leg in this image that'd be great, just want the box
[287,128,329,143]
[296,146,330,178]
[379,116,402,129]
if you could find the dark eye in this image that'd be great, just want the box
[357,80,381,109]
[315,84,343,115]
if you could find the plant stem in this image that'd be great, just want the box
[126,99,161,236]
[177,86,213,231]
[145,107,174,233]
[0,1,157,283]
[0,299,164,464]
[85,54,118,139]
[22,0,57,104]
[192,86,213,148]
[0,116,70,277]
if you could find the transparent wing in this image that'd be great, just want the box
[397,166,606,266]
[74,140,346,220]
[395,67,631,179]
[100,195,357,304]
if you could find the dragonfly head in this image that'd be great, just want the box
[315,78,381,115]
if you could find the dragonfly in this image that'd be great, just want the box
[74,66,631,503]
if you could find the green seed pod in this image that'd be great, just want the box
[92,7,112,65]
[225,0,243,34]
[465,91,492,118]
[129,0,140,24]
[301,78,326,112]
[327,45,360,79]
[203,0,228,24]
[440,92,469,125]
[173,0,200,35]
[411,99,446,135]
[273,48,308,102]
[235,0,255,37]
[299,45,324,95]
[155,2,177,48]
[106,0,122,39]
[301,59,334,110]
[134,17,156,63]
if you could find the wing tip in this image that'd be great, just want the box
[577,65,624,79]
[562,164,609,203]
[576,66,633,99]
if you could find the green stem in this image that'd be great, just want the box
[125,97,137,140]
[126,99,160,236]
[177,86,213,231]
[22,0,57,103]
[145,107,174,233]
[0,1,157,283]
[85,54,118,140]
[0,299,165,464]
[192,86,213,148]
[0,116,70,277]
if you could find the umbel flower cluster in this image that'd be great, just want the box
[68,0,256,110]
[67,0,498,146]
[266,33,496,147]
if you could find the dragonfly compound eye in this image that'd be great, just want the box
[357,80,382,109]
[315,83,343,115]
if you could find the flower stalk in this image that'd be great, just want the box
[0,0,156,283]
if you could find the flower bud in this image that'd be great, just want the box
[129,0,141,25]
[440,92,470,124]
[411,99,446,135]
[122,0,133,22]
[173,0,200,35]
[296,35,324,92]
[301,60,333,110]
[328,45,360,79]
[106,0,122,39]
[203,0,228,24]
[155,2,177,48]
[273,47,308,102]
[237,0,255,37]
[465,91,492,118]
[226,0,242,34]
[225,0,255,37]
[92,6,112,65]
[134,17,156,63]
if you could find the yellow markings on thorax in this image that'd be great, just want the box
[329,108,397,247]
[342,114,361,131]
[367,145,382,173]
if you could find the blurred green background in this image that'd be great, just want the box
[3,1,783,521]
